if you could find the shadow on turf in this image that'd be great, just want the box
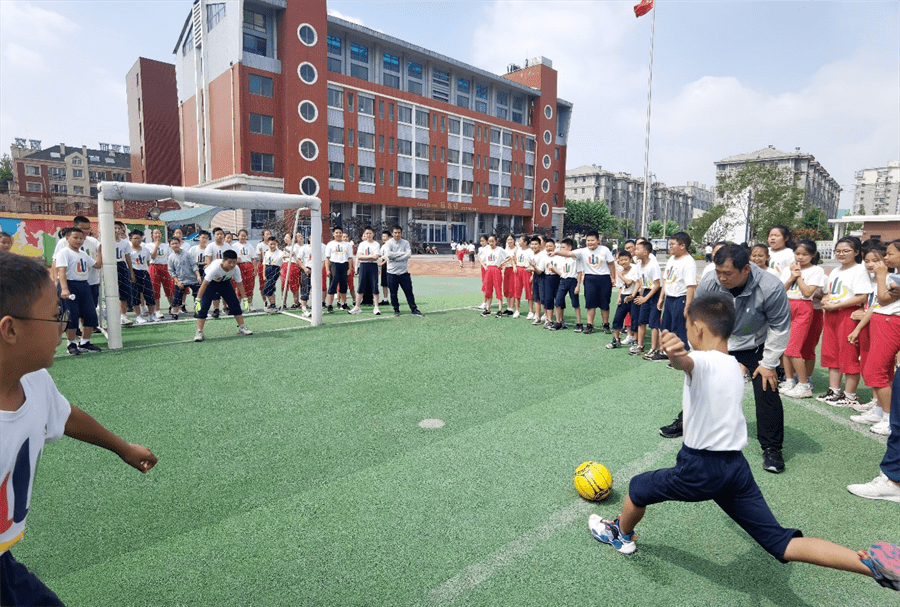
[746,422,823,464]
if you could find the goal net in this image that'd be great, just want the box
[96,181,323,350]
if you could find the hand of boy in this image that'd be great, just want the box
[660,330,688,359]
[121,443,158,473]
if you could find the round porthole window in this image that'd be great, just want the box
[298,101,317,123]
[299,139,318,161]
[541,179,550,193]
[300,177,320,196]
[543,130,552,145]
[544,105,553,119]
[542,155,551,169]
[540,203,550,217]
[298,62,318,84]
[298,24,317,46]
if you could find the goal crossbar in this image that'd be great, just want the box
[97,181,323,349]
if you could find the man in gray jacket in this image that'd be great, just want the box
[659,244,791,473]
[380,226,423,317]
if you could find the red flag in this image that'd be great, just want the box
[634,0,654,18]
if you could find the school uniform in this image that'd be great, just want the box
[325,239,354,295]
[356,240,381,299]
[531,250,547,305]
[255,240,269,295]
[280,244,303,293]
[297,244,313,301]
[189,244,208,285]
[263,249,282,297]
[149,242,175,303]
[822,264,872,374]
[54,235,101,307]
[503,247,517,299]
[198,260,243,319]
[780,265,826,360]
[768,248,795,277]
[115,238,134,303]
[128,244,155,307]
[55,246,99,329]
[233,241,256,293]
[637,256,662,329]
[479,246,508,300]
[550,255,580,309]
[863,274,900,389]
[661,254,697,345]
[574,245,615,311]
[515,247,534,301]
[613,265,640,332]
[628,351,802,562]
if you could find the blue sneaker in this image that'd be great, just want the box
[863,542,900,591]
[588,514,636,555]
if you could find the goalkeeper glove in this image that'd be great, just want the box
[241,298,250,313]
[194,299,202,313]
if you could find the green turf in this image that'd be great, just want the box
[17,278,900,606]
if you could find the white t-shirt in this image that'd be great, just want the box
[532,250,549,274]
[638,257,662,291]
[873,273,900,316]
[55,236,101,284]
[232,241,255,263]
[617,265,640,295]
[256,240,269,263]
[325,240,354,264]
[549,255,578,280]
[768,248,795,276]
[115,239,131,263]
[356,241,381,261]
[825,264,873,305]
[149,242,169,265]
[263,249,282,266]
[281,243,303,264]
[0,369,71,553]
[780,265,826,301]
[479,246,508,267]
[574,246,614,276]
[189,244,208,266]
[663,255,697,298]
[683,350,749,451]
[205,242,232,264]
[517,248,535,271]
[128,244,152,271]
[467,243,475,253]
[204,259,242,283]
[55,246,94,281]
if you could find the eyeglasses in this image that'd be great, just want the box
[11,302,70,329]
[834,249,855,255]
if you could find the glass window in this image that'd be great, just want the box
[490,184,499,197]
[298,24,316,46]
[348,129,354,147]
[415,142,428,159]
[475,84,488,100]
[461,181,473,195]
[250,152,274,174]
[327,35,341,55]
[408,61,423,79]
[379,135,384,152]
[27,182,42,192]
[456,94,469,109]
[462,122,474,138]
[327,57,342,74]
[349,164,355,182]
[389,137,394,154]
[298,63,317,84]
[415,174,429,189]
[449,118,460,134]
[25,165,40,176]
[250,113,273,135]
[398,106,412,123]
[300,140,318,160]
[457,78,470,93]
[489,157,499,171]
[447,178,459,192]
[476,126,481,141]
[350,64,368,80]
[503,160,512,173]
[447,149,460,164]
[244,9,266,32]
[462,151,474,167]
[398,172,412,188]
[408,81,423,95]
[383,53,400,72]
[328,88,342,108]
[384,73,400,89]
[390,170,395,186]
[358,132,375,150]
[502,186,511,198]
[243,33,267,56]
[432,145,437,161]
[298,101,317,122]
[389,103,394,121]
[328,126,343,144]
[496,91,508,106]
[432,176,437,191]
[475,101,487,114]
[398,139,412,155]
[415,109,429,127]
[359,166,375,184]
[491,129,501,144]
[249,74,273,97]
[329,161,344,179]
[496,107,507,120]
[358,97,374,115]
[350,43,368,63]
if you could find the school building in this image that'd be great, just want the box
[165,0,571,243]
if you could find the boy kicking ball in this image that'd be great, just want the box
[193,249,253,342]
[588,293,900,592]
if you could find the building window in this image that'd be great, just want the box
[457,77,470,94]
[89,171,104,182]
[50,184,67,194]
[503,132,512,147]
[398,139,412,156]
[328,88,342,108]
[379,168,384,185]
[358,132,375,150]
[461,181,473,195]
[251,209,277,229]
[449,118,460,134]
[462,152,474,167]
[491,129,501,144]
[49,167,66,181]
[432,145,437,161]
[554,170,559,183]
[347,92,354,112]
[542,155,551,169]
[390,170,395,186]
[298,62,317,84]
[432,176,437,191]
[383,52,400,88]
[512,96,524,124]
[462,122,474,138]
[244,9,266,32]
[329,161,344,179]
[447,149,460,164]
[27,182,42,192]
[415,174,429,190]
[358,96,374,116]
[299,139,318,160]
[379,100,384,119]
[243,33,267,56]
[25,165,40,176]
[328,57,342,73]
[489,157,499,171]
[496,107,508,120]
[348,129,354,147]
[72,169,84,178]
[389,137,394,154]
[182,27,192,56]
[543,130,552,145]
[496,91,508,106]
[71,156,83,165]
[476,126,481,141]
[398,172,412,188]
[379,135,384,152]
[398,106,412,123]
[541,179,550,193]
[300,177,319,196]
[526,137,536,152]
[350,64,368,80]
[207,3,227,31]
[389,103,394,121]
[327,34,341,54]
[359,166,375,184]
[415,142,428,159]
[251,152,274,174]
[298,101,317,123]
[350,42,368,63]
[250,113,274,135]
[408,61,423,80]
[447,178,459,193]
[298,24,316,46]
[555,148,560,160]
[249,74,273,97]
[456,94,469,109]
[502,160,512,174]
[415,109,429,127]
[73,186,85,195]
[328,126,344,145]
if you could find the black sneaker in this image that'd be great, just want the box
[648,350,668,362]
[327,305,334,314]
[583,324,594,335]
[341,304,350,311]
[762,448,785,473]
[550,322,561,331]
[78,342,102,353]
[659,411,683,438]
[67,343,80,356]
[560,322,569,330]
[495,311,503,318]
[212,309,220,319]
[573,323,583,333]
[393,310,401,317]
[606,338,621,349]
[503,309,514,316]
[380,299,390,306]
[481,310,491,317]
[290,303,301,309]
[411,309,424,317]
[602,323,612,334]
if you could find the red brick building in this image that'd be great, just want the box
[126,58,182,187]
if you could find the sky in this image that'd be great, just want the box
[1,0,897,211]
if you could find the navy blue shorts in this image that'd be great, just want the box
[630,298,642,331]
[358,263,379,297]
[543,274,561,310]
[60,279,98,329]
[555,277,580,309]
[117,261,133,303]
[0,551,64,606]
[629,445,802,563]
[532,273,543,304]
[637,289,661,328]
[328,261,349,294]
[132,269,155,306]
[662,295,688,344]
[583,274,612,311]
[263,265,280,297]
[198,281,242,319]
[612,297,632,330]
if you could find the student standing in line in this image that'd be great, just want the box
[128,230,158,324]
[479,235,508,318]
[349,227,382,316]
[325,227,354,313]
[233,229,258,312]
[114,221,135,326]
[55,228,102,354]
[149,228,174,320]
[768,225,795,277]
[654,232,697,361]
[256,228,273,302]
[204,227,232,319]
[546,238,583,331]
[552,230,616,334]
[607,250,640,349]
[630,241,662,358]
[779,241,826,399]
[261,237,282,312]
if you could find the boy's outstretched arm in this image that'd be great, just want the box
[64,405,157,473]
[660,330,693,376]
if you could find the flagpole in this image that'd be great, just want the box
[640,5,656,237]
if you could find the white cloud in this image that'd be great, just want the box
[3,42,47,73]
[327,8,365,27]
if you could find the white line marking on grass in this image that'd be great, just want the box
[789,399,889,445]
[423,438,683,605]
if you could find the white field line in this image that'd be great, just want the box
[788,398,889,446]
[422,438,684,606]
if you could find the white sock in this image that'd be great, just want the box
[873,406,884,416]
[845,392,857,400]
[79,338,89,345]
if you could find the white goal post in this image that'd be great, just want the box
[97,181,323,350]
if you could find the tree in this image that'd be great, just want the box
[799,204,833,240]
[647,219,679,238]
[716,163,808,243]
[563,199,619,237]
[0,154,12,190]
[687,204,727,245]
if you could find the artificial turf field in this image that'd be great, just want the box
[17,276,898,606]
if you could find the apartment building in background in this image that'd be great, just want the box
[126,58,182,187]
[852,160,900,216]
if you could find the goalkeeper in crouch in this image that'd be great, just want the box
[193,249,253,342]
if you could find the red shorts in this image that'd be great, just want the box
[517,268,532,301]
[238,262,255,294]
[862,313,900,388]
[800,308,824,361]
[480,266,487,294]
[281,262,301,292]
[484,266,503,300]
[149,264,174,301]
[821,307,861,374]
[785,299,813,359]
[858,323,870,381]
[503,267,516,298]
[457,249,465,261]
[256,262,266,292]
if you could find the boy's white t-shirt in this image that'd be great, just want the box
[574,246,615,276]
[115,239,131,263]
[479,246,508,267]
[663,254,697,298]
[0,369,71,553]
[189,244,208,266]
[233,241,255,263]
[639,257,662,291]
[356,241,381,261]
[204,259,242,283]
[549,255,578,280]
[54,236,101,285]
[55,246,94,281]
[515,247,532,268]
[324,240,354,264]
[617,265,640,295]
[263,249,282,266]
[150,242,170,265]
[128,244,152,271]
[205,242,231,263]
[825,264,873,305]
[532,250,549,274]
[256,240,269,263]
[682,350,749,452]
[768,248,795,276]
[780,265,826,301]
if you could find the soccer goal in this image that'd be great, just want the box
[96,181,323,350]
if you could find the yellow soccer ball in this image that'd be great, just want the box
[574,461,613,501]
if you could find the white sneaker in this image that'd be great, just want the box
[871,419,892,436]
[784,383,813,399]
[348,306,362,315]
[852,399,877,412]
[303,310,313,318]
[621,335,635,345]
[140,305,149,315]
[134,314,148,324]
[779,379,797,394]
[526,312,534,320]
[237,324,253,335]
[373,307,380,316]
[847,473,900,502]
[851,409,883,425]
[152,311,165,321]
[512,310,520,318]
[478,302,486,310]
[193,330,204,342]
[120,314,133,326]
